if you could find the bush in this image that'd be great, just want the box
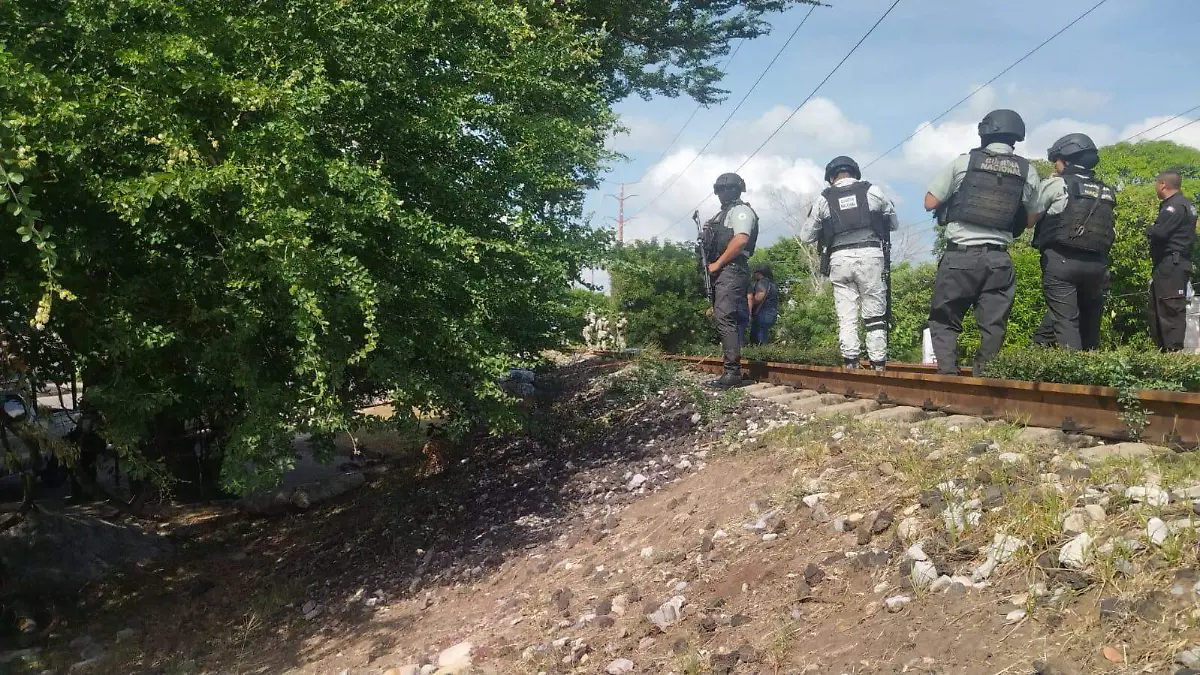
[609,241,714,352]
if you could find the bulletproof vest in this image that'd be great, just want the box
[944,149,1030,231]
[1040,173,1116,255]
[703,200,758,263]
[820,181,885,246]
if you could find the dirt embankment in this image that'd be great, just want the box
[11,356,1200,675]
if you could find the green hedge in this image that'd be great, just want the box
[980,346,1200,393]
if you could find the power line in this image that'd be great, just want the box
[1151,116,1199,142]
[1116,102,1200,144]
[860,0,1112,171]
[660,0,904,238]
[643,40,748,173]
[630,4,821,221]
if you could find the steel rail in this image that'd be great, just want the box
[667,355,1200,447]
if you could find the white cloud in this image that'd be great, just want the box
[1119,116,1200,149]
[625,150,827,246]
[607,115,675,155]
[719,98,872,156]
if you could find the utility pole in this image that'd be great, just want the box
[605,183,638,244]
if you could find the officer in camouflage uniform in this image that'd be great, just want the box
[924,109,1040,375]
[1030,133,1116,351]
[800,156,899,370]
[703,172,759,387]
[1146,170,1198,351]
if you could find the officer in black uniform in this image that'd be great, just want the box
[1030,133,1117,351]
[923,109,1040,375]
[703,173,759,387]
[1147,170,1198,351]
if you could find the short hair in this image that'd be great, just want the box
[1157,171,1183,190]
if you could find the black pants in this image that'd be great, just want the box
[927,248,1015,375]
[1150,255,1191,351]
[713,262,750,374]
[1031,248,1108,351]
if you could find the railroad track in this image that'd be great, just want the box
[608,353,1200,448]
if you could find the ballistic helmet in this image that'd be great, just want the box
[713,172,746,193]
[824,156,861,182]
[978,109,1026,142]
[1047,133,1100,168]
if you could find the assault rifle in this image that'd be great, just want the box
[693,210,714,305]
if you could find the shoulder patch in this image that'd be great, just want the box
[1167,205,1177,213]
[737,212,748,220]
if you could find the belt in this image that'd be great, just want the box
[946,242,1008,253]
[829,241,882,254]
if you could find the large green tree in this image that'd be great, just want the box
[609,240,713,351]
[1,0,803,495]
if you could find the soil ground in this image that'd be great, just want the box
[9,355,1200,675]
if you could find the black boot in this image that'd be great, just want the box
[709,372,747,389]
[843,358,859,370]
[870,360,886,372]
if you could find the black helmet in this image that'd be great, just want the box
[713,172,746,193]
[1047,133,1100,168]
[977,109,1026,142]
[824,156,861,182]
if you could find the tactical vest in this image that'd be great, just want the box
[1039,173,1116,255]
[943,149,1030,232]
[703,200,758,264]
[820,181,885,245]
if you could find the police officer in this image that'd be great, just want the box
[1147,170,1198,351]
[800,156,899,370]
[1029,133,1116,351]
[703,172,759,387]
[924,109,1039,375]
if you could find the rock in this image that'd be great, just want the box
[911,560,938,589]
[605,658,635,674]
[969,533,1027,581]
[795,580,811,601]
[1125,485,1170,507]
[926,415,986,430]
[729,613,752,627]
[552,588,573,611]
[611,594,628,616]
[238,472,366,515]
[744,507,785,533]
[871,509,894,535]
[437,642,473,669]
[301,600,322,620]
[1176,647,1200,668]
[930,575,954,593]
[809,504,831,524]
[1005,609,1027,623]
[802,493,827,508]
[391,667,421,675]
[997,452,1026,465]
[906,543,929,562]
[646,596,685,631]
[1148,517,1169,546]
[803,563,825,585]
[897,517,921,543]
[1061,512,1088,536]
[1059,532,1093,569]
[884,595,911,613]
[627,474,648,491]
[1084,504,1107,523]
[1078,442,1164,465]
[860,406,926,423]
[856,517,874,546]
[1101,645,1123,663]
[115,628,138,642]
[1016,427,1067,446]
[737,644,760,663]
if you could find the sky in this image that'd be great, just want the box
[583,0,1200,288]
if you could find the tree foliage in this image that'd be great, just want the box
[0,0,630,494]
[608,241,713,351]
[581,0,824,105]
